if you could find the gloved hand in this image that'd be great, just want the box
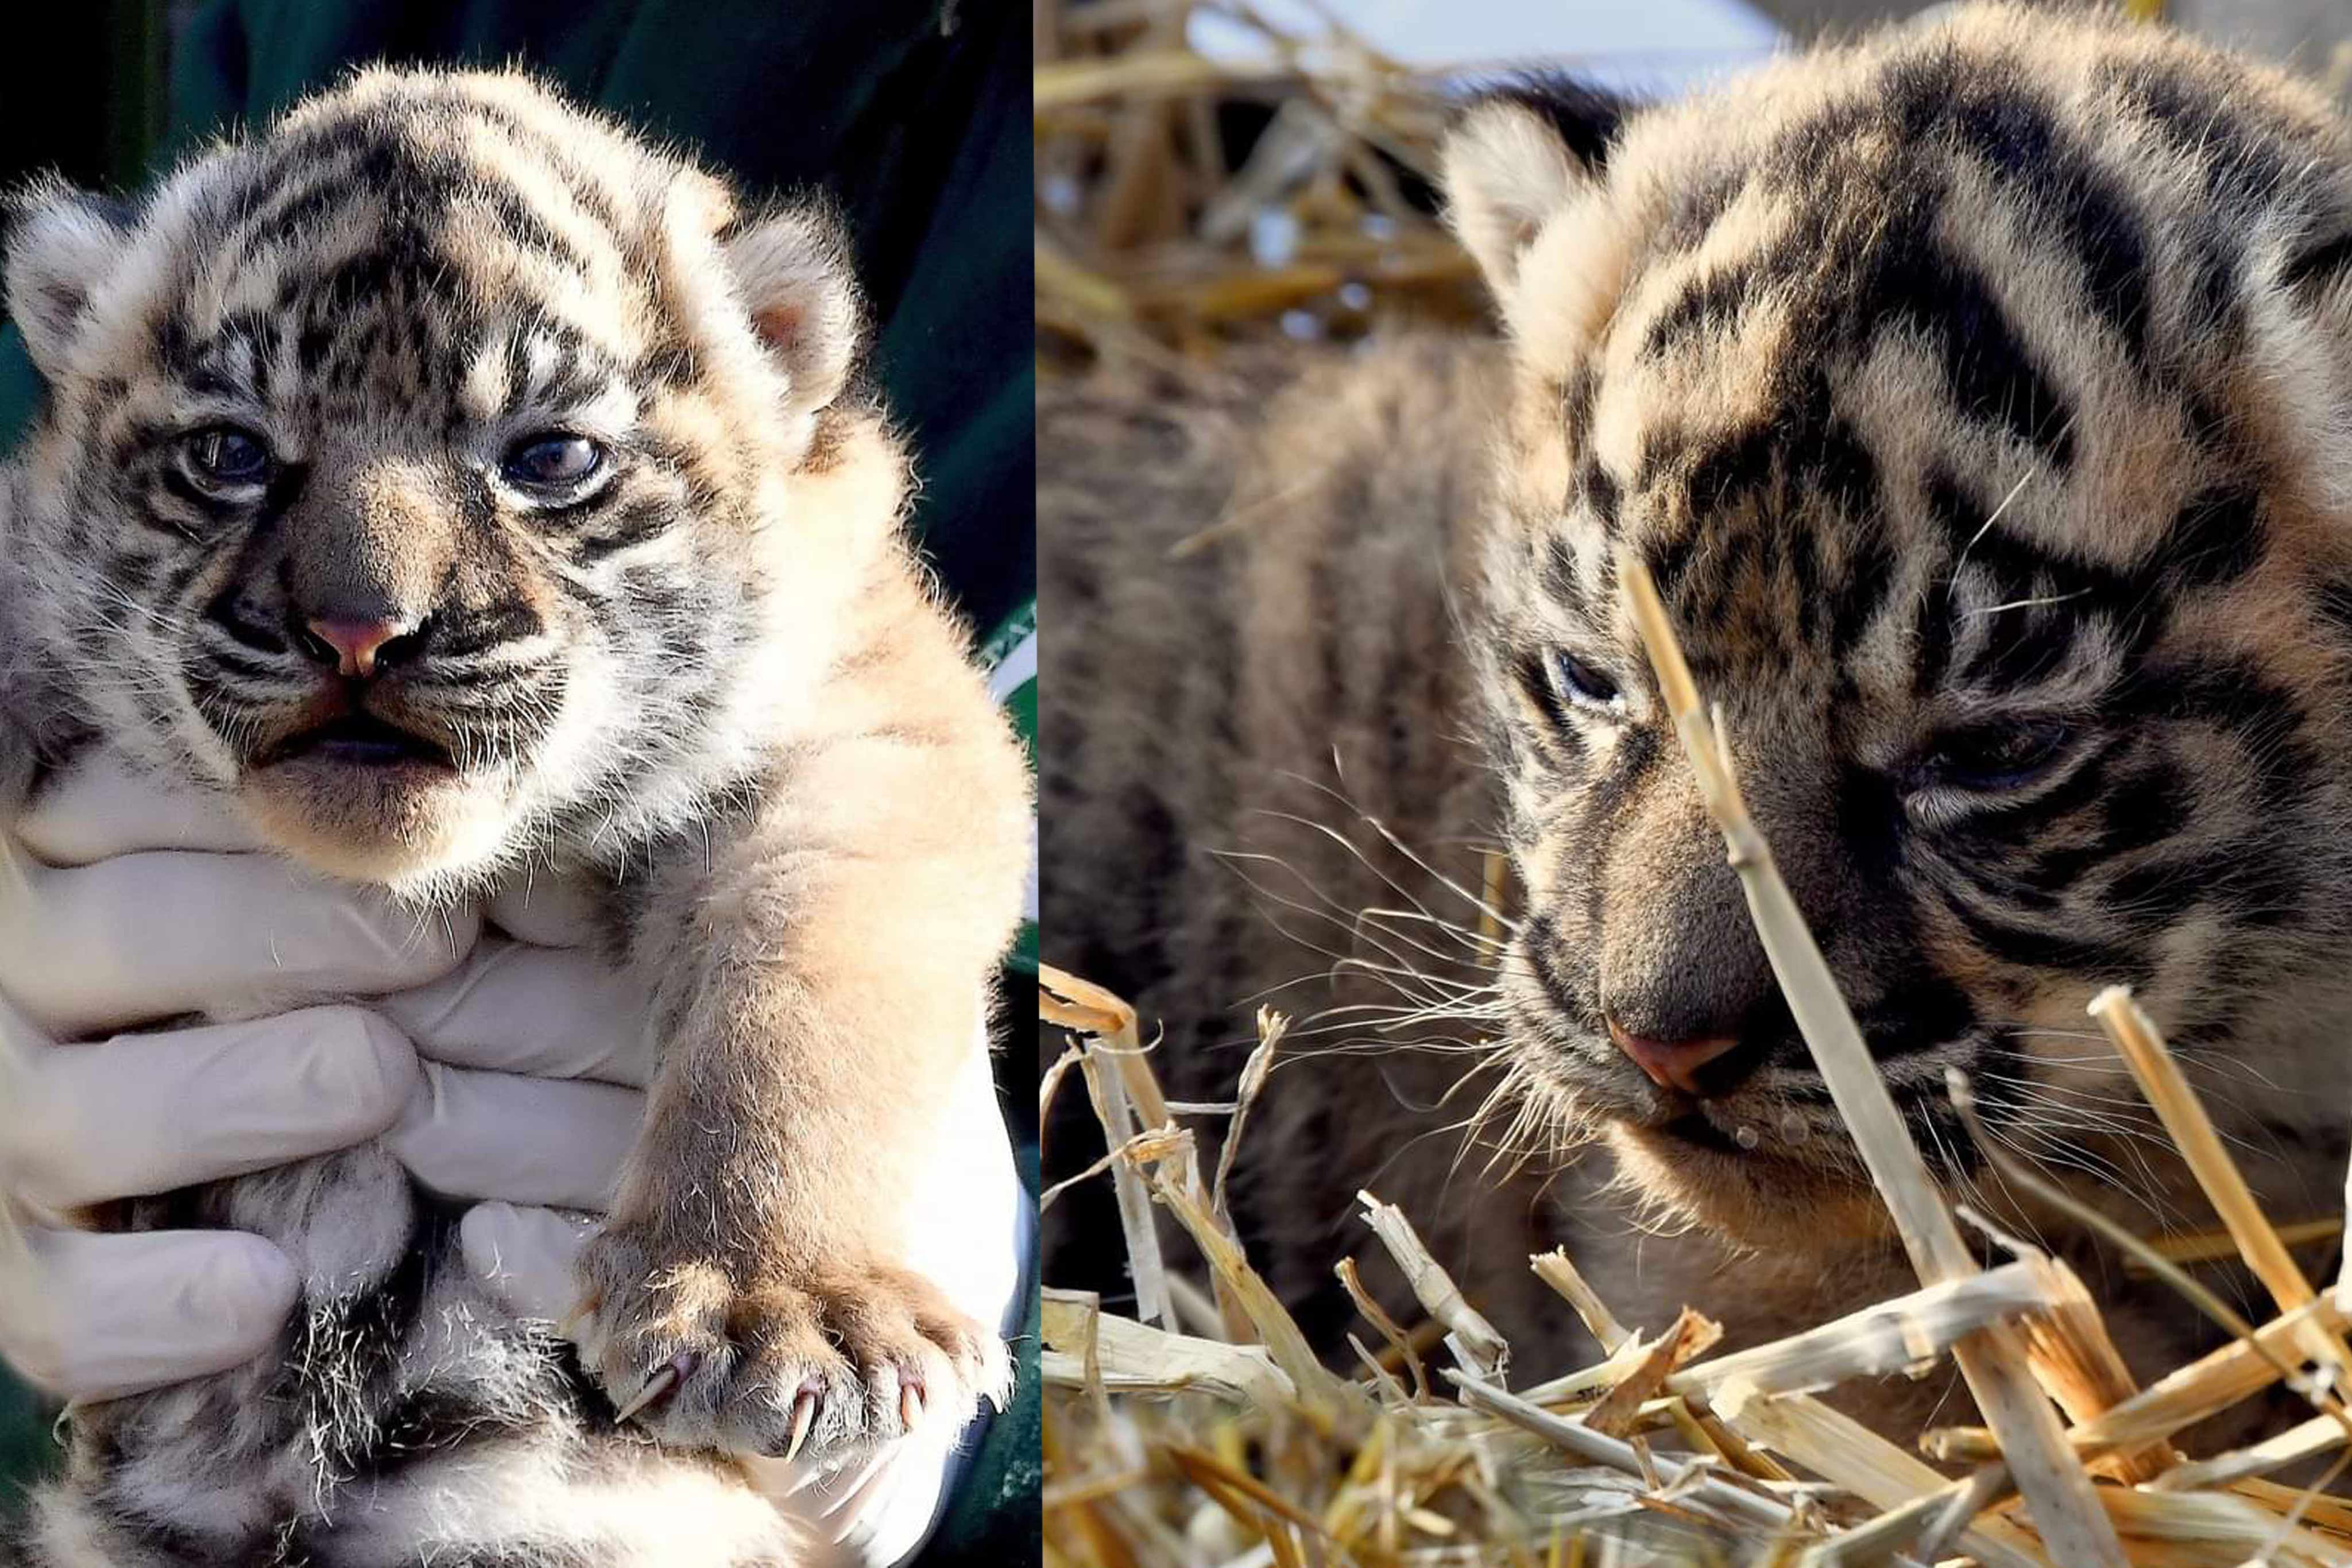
[0,750,1028,1568]
[0,756,473,1400]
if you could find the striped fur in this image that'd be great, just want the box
[1043,5,2352,1435]
[1,69,1029,1562]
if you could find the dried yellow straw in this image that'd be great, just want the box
[1530,1247,1631,1353]
[1356,1190,1510,1378]
[2089,985,2352,1387]
[1044,963,1177,1331]
[1616,543,2128,1567]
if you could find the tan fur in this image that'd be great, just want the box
[1043,5,2352,1446]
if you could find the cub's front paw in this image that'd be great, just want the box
[573,1219,1011,1460]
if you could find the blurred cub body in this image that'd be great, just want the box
[1046,5,2352,1434]
[1,69,1027,1564]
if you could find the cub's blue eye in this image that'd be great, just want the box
[500,433,605,493]
[181,427,271,491]
[1544,648,1624,716]
[1917,721,2074,794]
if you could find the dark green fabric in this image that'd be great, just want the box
[0,1376,47,1516]
[0,1,1035,1552]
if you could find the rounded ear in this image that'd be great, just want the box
[720,203,864,423]
[5,180,136,381]
[1441,79,1629,303]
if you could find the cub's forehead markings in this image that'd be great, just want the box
[461,327,636,430]
[187,137,641,352]
[215,152,372,262]
[451,121,631,271]
[1535,523,1615,630]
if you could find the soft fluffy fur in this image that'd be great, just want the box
[1,68,1029,1564]
[1043,3,2352,1439]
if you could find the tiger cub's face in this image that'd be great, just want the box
[4,69,893,897]
[1448,7,2352,1244]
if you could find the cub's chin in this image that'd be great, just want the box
[238,720,514,892]
[1601,1115,1892,1253]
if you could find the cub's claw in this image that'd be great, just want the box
[899,1375,924,1432]
[783,1384,819,1463]
[572,1223,1010,1462]
[613,1350,701,1425]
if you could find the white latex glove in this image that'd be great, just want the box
[0,754,474,1400]
[0,752,1028,1567]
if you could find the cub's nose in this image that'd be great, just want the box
[1605,1018,1747,1098]
[296,615,424,680]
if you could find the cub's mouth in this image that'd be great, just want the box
[236,703,497,885]
[258,713,457,771]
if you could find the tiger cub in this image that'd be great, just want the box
[1043,2,2352,1436]
[1,68,1028,1563]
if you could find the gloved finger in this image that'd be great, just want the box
[3,1008,416,1211]
[889,1036,1029,1327]
[388,1061,642,1212]
[483,875,602,948]
[0,845,478,1039]
[12,750,261,866]
[0,1224,297,1402]
[377,940,659,1087]
[457,1201,595,1324]
[737,1414,964,1562]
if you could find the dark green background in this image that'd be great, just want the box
[0,2,1036,1558]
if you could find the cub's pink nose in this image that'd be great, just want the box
[1606,1019,1741,1097]
[302,617,407,679]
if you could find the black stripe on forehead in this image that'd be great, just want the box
[227,128,469,251]
[1639,208,2076,474]
[1828,530,1894,659]
[203,112,626,331]
[1960,602,2087,692]
[1914,459,2269,690]
[1642,248,1783,361]
[1560,363,1598,452]
[1635,56,2177,504]
[2283,233,2352,294]
[400,88,636,237]
[1612,378,1883,661]
[2163,483,2265,587]
[1916,470,2151,684]
[501,320,626,415]
[1630,364,1880,525]
[2094,57,2310,326]
[1860,221,2076,469]
[1878,51,2154,370]
[2101,56,2295,212]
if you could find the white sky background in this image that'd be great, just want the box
[1189,0,1789,97]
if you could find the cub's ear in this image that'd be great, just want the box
[720,203,864,423]
[5,180,136,381]
[1441,77,1630,303]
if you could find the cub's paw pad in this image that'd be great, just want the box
[573,1233,1008,1459]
